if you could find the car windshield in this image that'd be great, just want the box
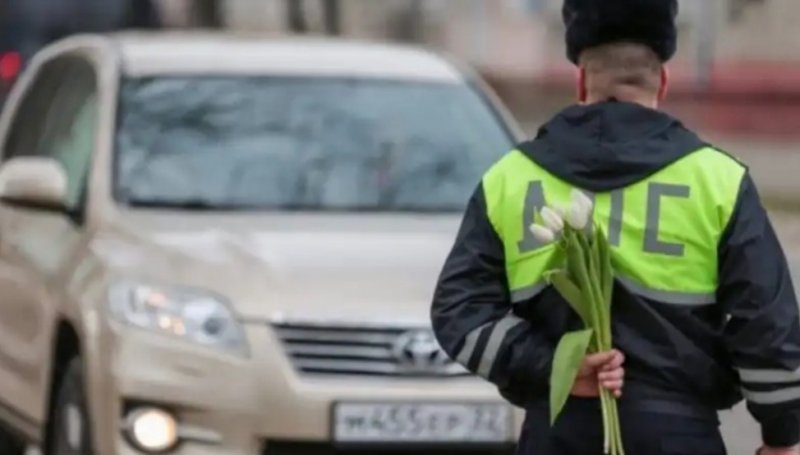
[114,76,514,212]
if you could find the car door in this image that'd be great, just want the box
[0,54,98,432]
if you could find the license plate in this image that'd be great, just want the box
[333,402,511,444]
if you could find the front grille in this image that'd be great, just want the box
[263,441,515,455]
[272,322,470,378]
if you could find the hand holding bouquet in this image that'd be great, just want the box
[530,190,625,455]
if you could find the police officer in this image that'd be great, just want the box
[431,0,800,454]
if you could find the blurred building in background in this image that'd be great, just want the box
[150,0,799,140]
[3,0,800,143]
[167,0,799,80]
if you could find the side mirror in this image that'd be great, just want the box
[0,157,68,210]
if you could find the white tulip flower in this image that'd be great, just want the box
[566,189,594,230]
[573,188,594,213]
[529,224,556,243]
[540,206,564,233]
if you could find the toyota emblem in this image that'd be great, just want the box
[392,330,451,374]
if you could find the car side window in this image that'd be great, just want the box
[4,56,98,212]
[44,64,98,211]
[3,60,66,161]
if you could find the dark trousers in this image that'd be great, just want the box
[516,398,727,455]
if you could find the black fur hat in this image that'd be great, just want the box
[563,0,679,64]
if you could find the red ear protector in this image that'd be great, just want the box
[577,67,588,103]
[657,66,669,101]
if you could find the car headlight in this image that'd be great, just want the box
[109,283,249,356]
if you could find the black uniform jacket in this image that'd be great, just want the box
[431,101,800,446]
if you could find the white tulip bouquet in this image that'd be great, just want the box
[530,190,624,455]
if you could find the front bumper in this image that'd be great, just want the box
[95,322,523,455]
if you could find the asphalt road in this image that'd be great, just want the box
[721,404,761,454]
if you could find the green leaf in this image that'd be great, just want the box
[548,270,592,327]
[550,328,594,426]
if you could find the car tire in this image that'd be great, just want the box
[47,358,93,455]
[0,429,26,455]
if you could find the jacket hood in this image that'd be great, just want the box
[519,101,705,192]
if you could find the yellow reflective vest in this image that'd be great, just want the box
[482,147,746,306]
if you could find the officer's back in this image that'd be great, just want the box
[431,1,800,454]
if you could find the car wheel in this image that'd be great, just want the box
[48,358,93,455]
[0,429,26,455]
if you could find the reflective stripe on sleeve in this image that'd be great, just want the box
[477,315,526,379]
[739,367,800,384]
[455,321,493,367]
[744,386,800,405]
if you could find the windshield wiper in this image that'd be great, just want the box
[125,198,252,211]
[124,199,461,213]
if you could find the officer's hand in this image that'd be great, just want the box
[758,446,800,455]
[598,349,625,397]
[570,350,625,398]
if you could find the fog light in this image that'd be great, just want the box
[126,407,178,452]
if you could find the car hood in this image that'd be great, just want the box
[91,211,461,324]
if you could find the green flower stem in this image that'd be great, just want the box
[611,399,625,455]
[599,387,612,454]
[550,224,624,454]
[575,230,609,349]
[565,230,603,345]
[588,249,611,349]
[589,232,612,349]
[606,395,618,455]
[596,226,614,311]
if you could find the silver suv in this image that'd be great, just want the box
[0,33,524,455]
